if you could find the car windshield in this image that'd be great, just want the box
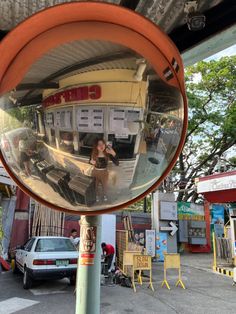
[35,238,77,252]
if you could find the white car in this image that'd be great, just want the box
[13,236,79,289]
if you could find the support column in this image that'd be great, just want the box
[76,215,102,314]
[36,111,45,136]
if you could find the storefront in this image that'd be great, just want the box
[40,69,147,191]
[196,170,236,203]
[197,170,236,271]
[26,66,183,210]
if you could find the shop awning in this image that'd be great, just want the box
[197,170,236,203]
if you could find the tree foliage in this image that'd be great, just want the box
[172,56,236,203]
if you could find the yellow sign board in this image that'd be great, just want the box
[133,255,151,270]
[123,250,141,274]
[161,253,185,290]
[165,253,181,269]
[132,254,154,292]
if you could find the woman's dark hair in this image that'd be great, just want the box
[160,117,168,126]
[71,229,77,233]
[91,138,108,161]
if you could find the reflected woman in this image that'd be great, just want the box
[90,139,119,202]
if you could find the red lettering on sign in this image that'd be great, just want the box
[89,85,101,99]
[42,85,101,107]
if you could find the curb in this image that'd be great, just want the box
[213,266,233,278]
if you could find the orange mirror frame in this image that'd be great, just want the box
[0,2,187,215]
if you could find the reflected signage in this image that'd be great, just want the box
[43,85,102,107]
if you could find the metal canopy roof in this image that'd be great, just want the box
[11,40,150,106]
[20,40,138,84]
[0,0,224,33]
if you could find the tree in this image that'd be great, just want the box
[172,56,236,203]
[0,105,36,132]
[126,195,152,212]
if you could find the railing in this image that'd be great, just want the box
[213,232,233,269]
[116,230,128,271]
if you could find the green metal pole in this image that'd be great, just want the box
[76,215,102,314]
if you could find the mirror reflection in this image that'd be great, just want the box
[0,40,184,211]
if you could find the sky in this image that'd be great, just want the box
[205,44,236,61]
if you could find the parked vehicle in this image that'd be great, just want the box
[13,236,79,289]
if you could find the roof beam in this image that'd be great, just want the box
[16,82,59,91]
[0,30,7,40]
[40,51,135,82]
[18,95,42,106]
[182,24,236,66]
[120,0,140,10]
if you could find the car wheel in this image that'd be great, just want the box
[23,267,33,289]
[69,276,76,286]
[12,259,20,274]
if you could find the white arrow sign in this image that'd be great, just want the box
[160,221,178,236]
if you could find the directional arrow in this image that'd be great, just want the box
[160,221,178,236]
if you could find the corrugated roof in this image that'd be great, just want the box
[136,0,222,33]
[0,0,223,33]
[0,0,121,30]
[12,39,146,102]
[22,40,138,84]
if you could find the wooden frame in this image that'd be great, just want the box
[0,2,188,215]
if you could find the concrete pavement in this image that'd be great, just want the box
[0,254,235,314]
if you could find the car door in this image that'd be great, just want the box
[15,247,24,271]
[18,238,35,269]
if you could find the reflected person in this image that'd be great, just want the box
[19,135,35,177]
[90,139,119,202]
[166,119,180,161]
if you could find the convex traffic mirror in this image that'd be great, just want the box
[0,2,187,214]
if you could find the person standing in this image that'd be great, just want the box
[90,139,119,202]
[69,229,80,246]
[101,242,115,271]
[19,135,34,176]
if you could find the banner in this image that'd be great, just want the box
[156,232,167,262]
[177,202,204,220]
[211,204,224,224]
[145,230,155,257]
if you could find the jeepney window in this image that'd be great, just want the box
[59,131,74,154]
[78,132,104,157]
[108,134,136,159]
